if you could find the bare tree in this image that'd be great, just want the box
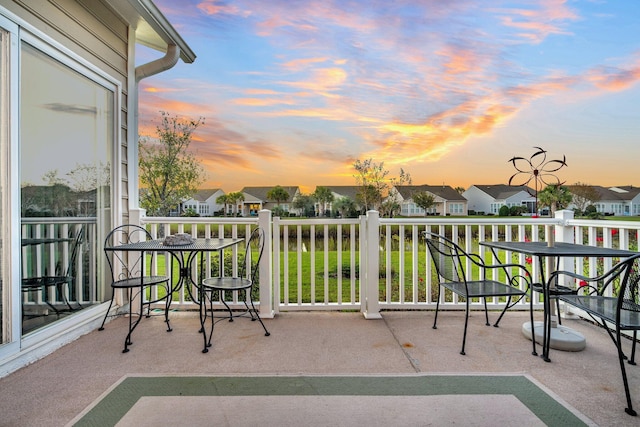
[570,182,600,214]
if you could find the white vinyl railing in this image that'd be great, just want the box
[21,212,640,319]
[138,210,640,319]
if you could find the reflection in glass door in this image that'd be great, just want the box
[20,40,112,335]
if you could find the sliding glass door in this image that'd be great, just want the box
[20,38,113,335]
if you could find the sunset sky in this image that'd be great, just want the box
[138,0,640,194]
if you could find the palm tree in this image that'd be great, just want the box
[227,191,245,216]
[333,196,357,218]
[266,185,290,207]
[538,184,572,216]
[216,194,229,216]
[313,186,334,216]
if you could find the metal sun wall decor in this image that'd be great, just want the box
[508,146,567,216]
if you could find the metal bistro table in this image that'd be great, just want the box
[105,237,244,352]
[480,240,637,362]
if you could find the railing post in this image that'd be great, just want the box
[363,210,382,319]
[555,210,575,274]
[258,209,274,319]
[555,209,576,319]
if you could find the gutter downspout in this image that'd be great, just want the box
[128,43,181,220]
[135,43,180,82]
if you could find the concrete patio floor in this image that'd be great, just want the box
[0,310,638,426]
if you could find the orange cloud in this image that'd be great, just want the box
[281,67,348,94]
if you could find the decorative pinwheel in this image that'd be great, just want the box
[508,147,567,215]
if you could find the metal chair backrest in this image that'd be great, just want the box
[60,225,84,277]
[424,232,465,283]
[104,224,153,282]
[619,254,640,316]
[239,227,265,283]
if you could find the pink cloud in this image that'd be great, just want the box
[196,0,250,17]
[588,61,640,91]
[496,0,578,43]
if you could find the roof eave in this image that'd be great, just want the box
[108,0,196,63]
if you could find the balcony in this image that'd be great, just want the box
[1,310,639,425]
[4,212,639,425]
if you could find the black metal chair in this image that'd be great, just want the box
[199,227,270,353]
[424,232,534,355]
[22,225,84,316]
[555,253,640,416]
[99,224,172,353]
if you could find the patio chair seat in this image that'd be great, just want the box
[424,231,534,356]
[110,276,170,289]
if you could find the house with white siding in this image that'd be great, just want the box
[567,185,640,216]
[463,185,535,215]
[180,189,225,216]
[391,185,468,216]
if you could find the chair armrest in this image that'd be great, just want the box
[549,260,629,295]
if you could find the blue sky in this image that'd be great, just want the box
[138,0,640,193]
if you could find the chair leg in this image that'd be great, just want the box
[460,299,470,355]
[617,329,637,416]
[556,297,562,325]
[200,288,212,353]
[99,290,116,330]
[432,287,441,330]
[530,294,537,356]
[122,287,144,353]
[542,288,552,362]
[493,296,512,327]
[248,291,270,336]
[164,282,172,332]
[629,331,637,366]
[483,298,490,326]
[220,294,234,322]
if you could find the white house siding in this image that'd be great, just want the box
[464,185,534,215]
[463,186,494,214]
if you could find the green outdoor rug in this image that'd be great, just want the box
[70,374,593,426]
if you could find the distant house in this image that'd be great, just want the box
[567,185,640,216]
[240,186,301,216]
[463,185,535,215]
[180,189,225,216]
[391,185,468,216]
